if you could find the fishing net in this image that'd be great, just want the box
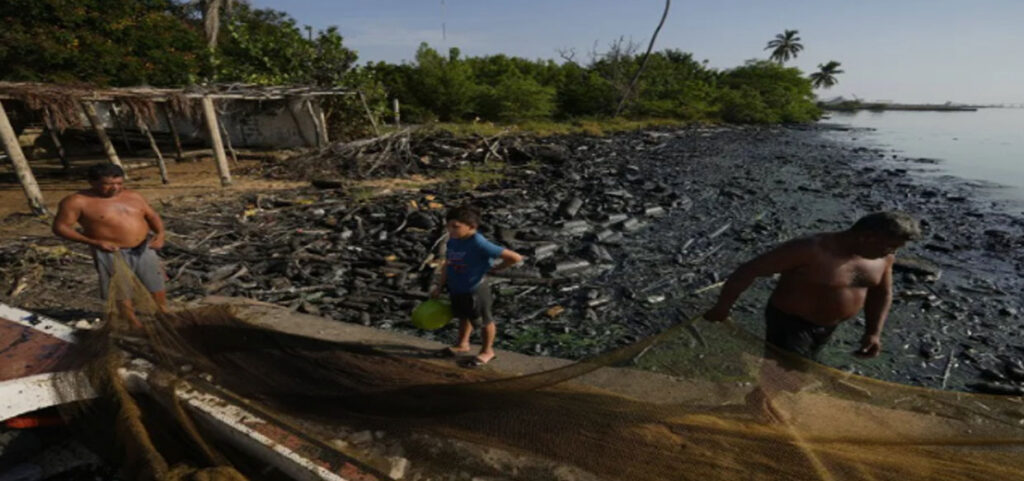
[55,253,1024,480]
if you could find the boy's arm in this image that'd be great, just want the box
[489,249,523,272]
[430,260,447,298]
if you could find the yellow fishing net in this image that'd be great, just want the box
[57,253,1024,480]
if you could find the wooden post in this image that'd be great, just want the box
[109,103,136,155]
[287,98,317,147]
[81,101,126,173]
[0,100,48,215]
[358,91,380,136]
[139,121,169,184]
[162,107,185,162]
[392,98,401,127]
[317,104,330,145]
[304,98,328,147]
[41,110,70,169]
[200,96,232,186]
[217,116,238,165]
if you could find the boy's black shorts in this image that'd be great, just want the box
[450,282,494,328]
[764,303,837,364]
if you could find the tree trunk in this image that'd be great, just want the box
[614,0,671,117]
[0,100,48,215]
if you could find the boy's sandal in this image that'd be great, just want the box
[434,347,459,358]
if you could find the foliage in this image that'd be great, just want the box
[0,0,205,86]
[214,4,356,85]
[717,60,821,123]
[765,29,803,64]
[0,2,828,128]
[810,60,844,89]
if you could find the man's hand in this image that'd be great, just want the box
[703,304,730,323]
[855,334,882,358]
[149,233,165,250]
[92,240,119,252]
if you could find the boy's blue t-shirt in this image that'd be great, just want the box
[445,233,505,294]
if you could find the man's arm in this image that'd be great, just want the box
[52,196,117,251]
[138,194,166,249]
[704,238,813,322]
[856,257,894,358]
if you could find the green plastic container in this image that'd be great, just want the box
[411,299,453,330]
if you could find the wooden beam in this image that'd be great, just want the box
[139,121,169,184]
[162,107,184,162]
[392,98,401,127]
[287,98,317,147]
[0,100,48,215]
[41,109,69,169]
[200,96,232,186]
[80,101,126,173]
[357,91,380,136]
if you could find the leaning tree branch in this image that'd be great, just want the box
[614,0,671,117]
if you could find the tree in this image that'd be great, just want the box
[214,4,356,85]
[765,29,803,64]
[809,60,843,89]
[0,0,206,86]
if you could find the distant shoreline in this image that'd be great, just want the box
[821,101,978,112]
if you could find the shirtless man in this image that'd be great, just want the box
[703,212,920,419]
[53,164,168,326]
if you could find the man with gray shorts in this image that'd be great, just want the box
[53,164,168,327]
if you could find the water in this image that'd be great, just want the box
[824,108,1024,201]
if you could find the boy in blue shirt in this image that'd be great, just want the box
[431,205,523,367]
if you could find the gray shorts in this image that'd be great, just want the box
[93,241,166,299]
[450,282,494,328]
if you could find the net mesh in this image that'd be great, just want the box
[55,252,1024,481]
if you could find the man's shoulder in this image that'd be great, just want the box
[58,191,91,206]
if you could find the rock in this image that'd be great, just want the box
[387,456,410,479]
[893,256,942,280]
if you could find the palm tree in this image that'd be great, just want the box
[765,29,803,64]
[810,61,844,89]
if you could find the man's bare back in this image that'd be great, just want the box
[769,234,895,326]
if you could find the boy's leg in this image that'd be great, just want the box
[473,283,496,364]
[476,322,497,363]
[453,318,474,352]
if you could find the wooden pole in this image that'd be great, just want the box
[41,110,70,169]
[109,103,136,155]
[0,100,48,215]
[358,91,380,136]
[317,103,330,145]
[614,0,671,117]
[392,98,401,127]
[200,96,232,186]
[287,98,317,147]
[81,101,126,173]
[217,116,238,165]
[162,107,185,162]
[304,98,328,147]
[139,121,169,184]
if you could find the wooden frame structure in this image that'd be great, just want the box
[0,82,360,215]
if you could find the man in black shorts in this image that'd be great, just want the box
[703,212,921,420]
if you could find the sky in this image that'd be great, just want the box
[249,0,1024,105]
